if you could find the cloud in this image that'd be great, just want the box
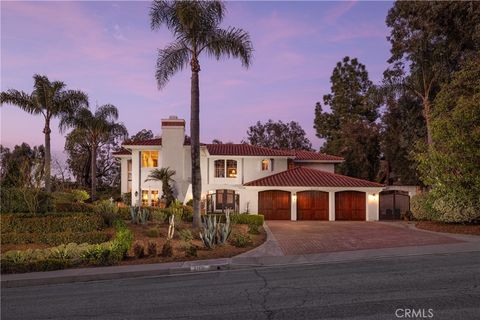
[323,1,358,24]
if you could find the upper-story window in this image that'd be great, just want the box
[261,159,274,171]
[142,151,158,168]
[214,159,237,178]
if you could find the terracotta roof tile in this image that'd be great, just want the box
[112,148,132,156]
[123,138,163,146]
[291,150,344,161]
[244,167,383,188]
[206,144,293,157]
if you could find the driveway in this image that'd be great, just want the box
[266,221,464,256]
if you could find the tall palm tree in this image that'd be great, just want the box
[60,104,127,200]
[1,74,88,192]
[145,167,176,207]
[150,0,253,227]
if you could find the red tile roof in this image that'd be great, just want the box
[244,167,383,188]
[112,148,132,156]
[206,144,293,157]
[123,138,163,146]
[291,150,343,161]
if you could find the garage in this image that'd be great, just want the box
[297,191,329,220]
[258,190,291,220]
[335,191,366,220]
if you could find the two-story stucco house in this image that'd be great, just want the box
[114,116,383,221]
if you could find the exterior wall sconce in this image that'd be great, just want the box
[292,193,297,201]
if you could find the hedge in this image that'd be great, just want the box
[411,193,441,221]
[1,220,133,273]
[206,213,264,226]
[0,188,54,214]
[1,231,111,246]
[1,214,105,234]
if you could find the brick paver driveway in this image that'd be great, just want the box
[266,221,463,255]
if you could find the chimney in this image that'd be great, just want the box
[161,116,185,147]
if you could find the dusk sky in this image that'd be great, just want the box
[1,0,393,159]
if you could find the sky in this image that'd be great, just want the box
[1,0,393,159]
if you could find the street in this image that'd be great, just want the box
[2,251,480,320]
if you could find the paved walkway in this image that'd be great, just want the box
[266,221,465,255]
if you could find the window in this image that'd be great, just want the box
[227,160,237,178]
[141,190,149,206]
[261,159,269,171]
[141,151,158,168]
[127,160,132,192]
[214,160,225,178]
[151,190,159,207]
[215,159,237,178]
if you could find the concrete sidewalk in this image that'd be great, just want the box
[2,223,479,288]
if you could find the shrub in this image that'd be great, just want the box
[71,189,90,202]
[94,200,119,226]
[179,229,193,242]
[230,233,252,248]
[248,223,260,235]
[146,241,157,257]
[231,214,264,226]
[0,188,54,214]
[1,214,105,234]
[1,231,111,246]
[118,207,130,220]
[54,202,94,213]
[411,193,440,221]
[122,192,132,206]
[186,199,193,207]
[133,242,145,259]
[151,208,167,223]
[161,240,173,257]
[145,228,160,238]
[184,243,198,257]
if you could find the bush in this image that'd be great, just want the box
[184,243,198,257]
[150,208,167,223]
[230,233,252,248]
[145,228,160,238]
[0,188,54,214]
[54,202,94,213]
[94,200,119,226]
[122,192,132,206]
[161,240,173,257]
[133,241,145,259]
[1,214,105,234]
[71,189,90,202]
[179,229,193,242]
[118,207,130,220]
[411,193,441,221]
[248,223,260,235]
[1,222,133,273]
[231,214,264,226]
[1,231,111,246]
[147,241,157,257]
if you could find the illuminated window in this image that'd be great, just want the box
[151,190,159,207]
[214,160,225,177]
[141,190,149,206]
[227,160,237,178]
[215,159,237,178]
[261,159,269,171]
[141,151,158,168]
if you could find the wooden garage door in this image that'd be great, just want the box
[335,191,366,220]
[297,191,329,220]
[258,190,291,220]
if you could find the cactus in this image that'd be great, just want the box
[217,211,231,245]
[199,212,231,248]
[167,214,175,241]
[139,208,149,224]
[130,206,139,224]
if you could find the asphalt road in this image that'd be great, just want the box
[2,251,480,320]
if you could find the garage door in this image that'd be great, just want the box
[335,191,366,220]
[297,191,329,220]
[258,190,291,220]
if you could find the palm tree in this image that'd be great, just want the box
[145,167,176,207]
[1,74,88,192]
[150,0,253,227]
[60,104,127,200]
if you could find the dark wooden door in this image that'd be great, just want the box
[335,191,366,220]
[297,191,329,220]
[258,190,291,220]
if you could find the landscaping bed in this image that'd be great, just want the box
[415,221,480,236]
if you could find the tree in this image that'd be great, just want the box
[145,167,176,207]
[243,119,312,150]
[416,55,480,223]
[129,129,155,142]
[314,56,380,180]
[1,74,88,192]
[0,143,45,188]
[60,105,127,199]
[380,85,426,185]
[150,0,253,227]
[385,1,480,145]
[211,139,223,144]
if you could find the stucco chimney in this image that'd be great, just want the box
[161,116,185,147]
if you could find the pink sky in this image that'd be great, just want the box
[1,1,392,158]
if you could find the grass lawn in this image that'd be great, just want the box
[415,221,480,236]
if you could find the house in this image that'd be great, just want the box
[113,116,384,221]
